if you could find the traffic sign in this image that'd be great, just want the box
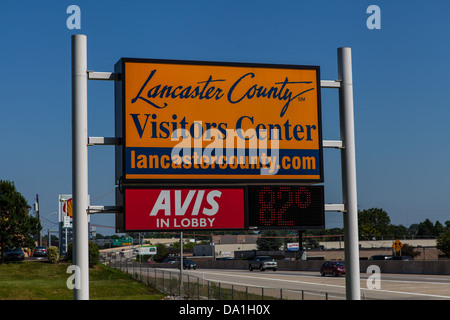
[392,239,404,252]
[138,246,157,255]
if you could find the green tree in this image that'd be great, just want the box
[437,228,450,257]
[358,208,391,240]
[256,230,283,251]
[434,221,445,236]
[66,241,100,267]
[153,243,169,262]
[88,241,100,267]
[417,219,435,237]
[409,219,446,238]
[389,224,410,239]
[0,180,41,261]
[408,224,419,236]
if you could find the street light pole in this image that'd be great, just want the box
[72,34,90,300]
[338,47,361,300]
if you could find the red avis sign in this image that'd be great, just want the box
[124,188,245,231]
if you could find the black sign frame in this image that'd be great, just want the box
[247,185,325,230]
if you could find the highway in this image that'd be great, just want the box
[104,249,450,300]
[145,267,450,300]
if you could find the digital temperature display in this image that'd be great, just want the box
[248,185,324,229]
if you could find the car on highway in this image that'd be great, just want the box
[33,246,48,257]
[320,260,346,276]
[162,257,178,264]
[392,255,413,261]
[182,259,197,270]
[4,247,25,261]
[368,255,393,260]
[248,256,277,271]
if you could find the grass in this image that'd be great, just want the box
[0,260,165,300]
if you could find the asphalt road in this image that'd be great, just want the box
[153,267,450,300]
[105,248,450,300]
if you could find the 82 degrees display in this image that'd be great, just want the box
[248,185,324,229]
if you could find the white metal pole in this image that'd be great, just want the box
[337,47,361,300]
[180,232,183,294]
[72,34,90,300]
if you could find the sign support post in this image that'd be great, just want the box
[338,47,360,300]
[71,34,90,300]
[180,232,183,295]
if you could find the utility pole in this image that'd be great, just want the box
[36,194,41,246]
[297,230,304,260]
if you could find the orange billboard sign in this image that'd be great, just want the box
[115,59,323,183]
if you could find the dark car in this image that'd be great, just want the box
[182,259,196,270]
[320,260,346,276]
[162,257,178,264]
[392,255,413,261]
[369,255,393,260]
[33,246,48,257]
[248,256,277,271]
[4,247,25,261]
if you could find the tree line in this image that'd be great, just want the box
[254,208,450,257]
[356,208,449,240]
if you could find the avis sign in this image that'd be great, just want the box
[121,187,246,231]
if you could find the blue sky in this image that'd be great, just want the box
[1,1,450,236]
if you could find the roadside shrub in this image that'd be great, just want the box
[89,241,99,267]
[47,246,59,263]
[66,241,100,267]
[437,228,450,257]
